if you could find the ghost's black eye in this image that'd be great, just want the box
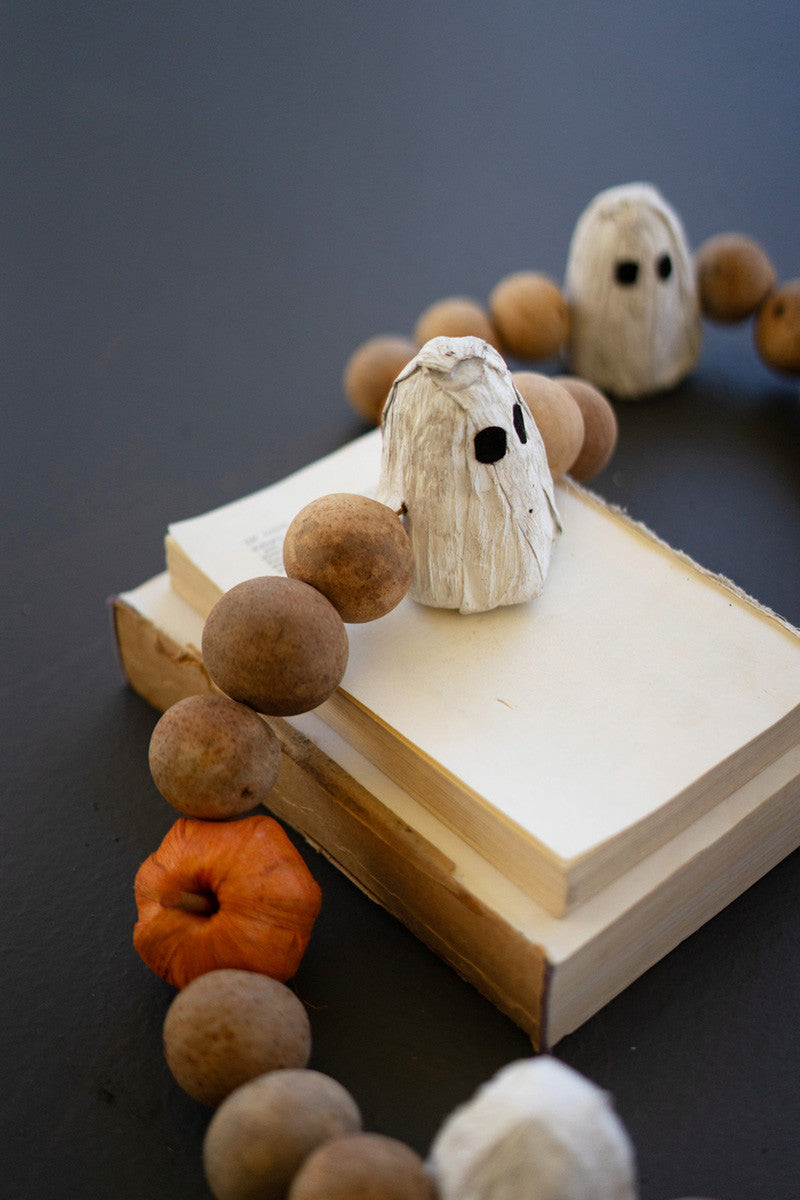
[512,403,528,444]
[615,259,639,286]
[474,426,507,463]
[656,253,673,280]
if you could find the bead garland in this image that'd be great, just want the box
[128,181,780,1198]
[344,187,800,425]
[132,484,719,1200]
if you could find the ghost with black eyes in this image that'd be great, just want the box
[376,335,562,614]
[564,182,702,399]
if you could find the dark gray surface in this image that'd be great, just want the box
[3,4,799,1197]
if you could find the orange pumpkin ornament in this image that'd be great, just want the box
[133,815,322,989]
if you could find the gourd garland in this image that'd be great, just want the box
[134,495,417,994]
[127,186,755,1197]
[132,478,656,1200]
[344,181,800,423]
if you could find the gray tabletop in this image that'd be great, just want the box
[3,4,799,1198]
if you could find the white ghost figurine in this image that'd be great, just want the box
[428,1056,638,1200]
[564,182,701,399]
[376,335,561,614]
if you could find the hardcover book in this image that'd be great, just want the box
[162,429,800,916]
[112,573,800,1048]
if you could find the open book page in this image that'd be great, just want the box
[167,431,381,586]
[166,431,800,914]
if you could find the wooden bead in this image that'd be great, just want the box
[511,371,584,479]
[204,1070,361,1200]
[413,296,501,350]
[163,970,312,1107]
[201,576,349,716]
[283,493,413,623]
[149,694,281,818]
[489,271,569,361]
[695,233,775,323]
[754,280,800,375]
[288,1133,435,1200]
[343,335,417,425]
[554,375,619,481]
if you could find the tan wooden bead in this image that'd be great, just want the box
[695,233,775,323]
[288,1133,435,1200]
[489,271,569,361]
[754,280,800,375]
[413,296,501,350]
[283,493,413,623]
[554,375,619,481]
[201,576,349,717]
[512,371,584,479]
[343,334,417,425]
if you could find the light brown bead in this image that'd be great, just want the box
[163,969,312,1107]
[754,280,800,375]
[283,493,413,623]
[414,296,501,350]
[201,576,348,716]
[148,694,281,818]
[203,1070,362,1200]
[695,233,775,323]
[489,271,569,361]
[288,1132,436,1200]
[554,375,619,481]
[512,372,584,479]
[343,335,417,424]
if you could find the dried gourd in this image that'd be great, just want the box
[133,815,322,989]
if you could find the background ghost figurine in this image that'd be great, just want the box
[376,335,561,614]
[564,182,702,399]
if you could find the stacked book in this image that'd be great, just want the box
[112,429,800,1049]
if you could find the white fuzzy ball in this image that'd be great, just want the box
[428,1057,638,1200]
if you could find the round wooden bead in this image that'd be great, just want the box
[553,375,619,481]
[149,694,282,818]
[343,335,417,425]
[695,233,775,323]
[413,296,501,350]
[288,1133,435,1200]
[283,493,413,623]
[754,280,800,375]
[489,271,569,361]
[201,576,349,716]
[511,371,584,479]
[163,969,312,1107]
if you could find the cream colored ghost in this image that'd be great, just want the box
[376,335,561,614]
[428,1057,638,1200]
[564,182,701,399]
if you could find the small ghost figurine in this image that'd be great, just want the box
[564,182,701,399]
[376,335,561,614]
[428,1056,638,1200]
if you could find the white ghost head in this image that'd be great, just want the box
[564,182,701,399]
[376,335,562,614]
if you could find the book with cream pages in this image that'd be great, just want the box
[161,428,800,918]
[111,572,800,1049]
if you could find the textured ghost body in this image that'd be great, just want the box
[564,182,701,399]
[429,1057,638,1200]
[376,336,561,614]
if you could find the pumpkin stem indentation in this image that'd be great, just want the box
[161,888,220,917]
